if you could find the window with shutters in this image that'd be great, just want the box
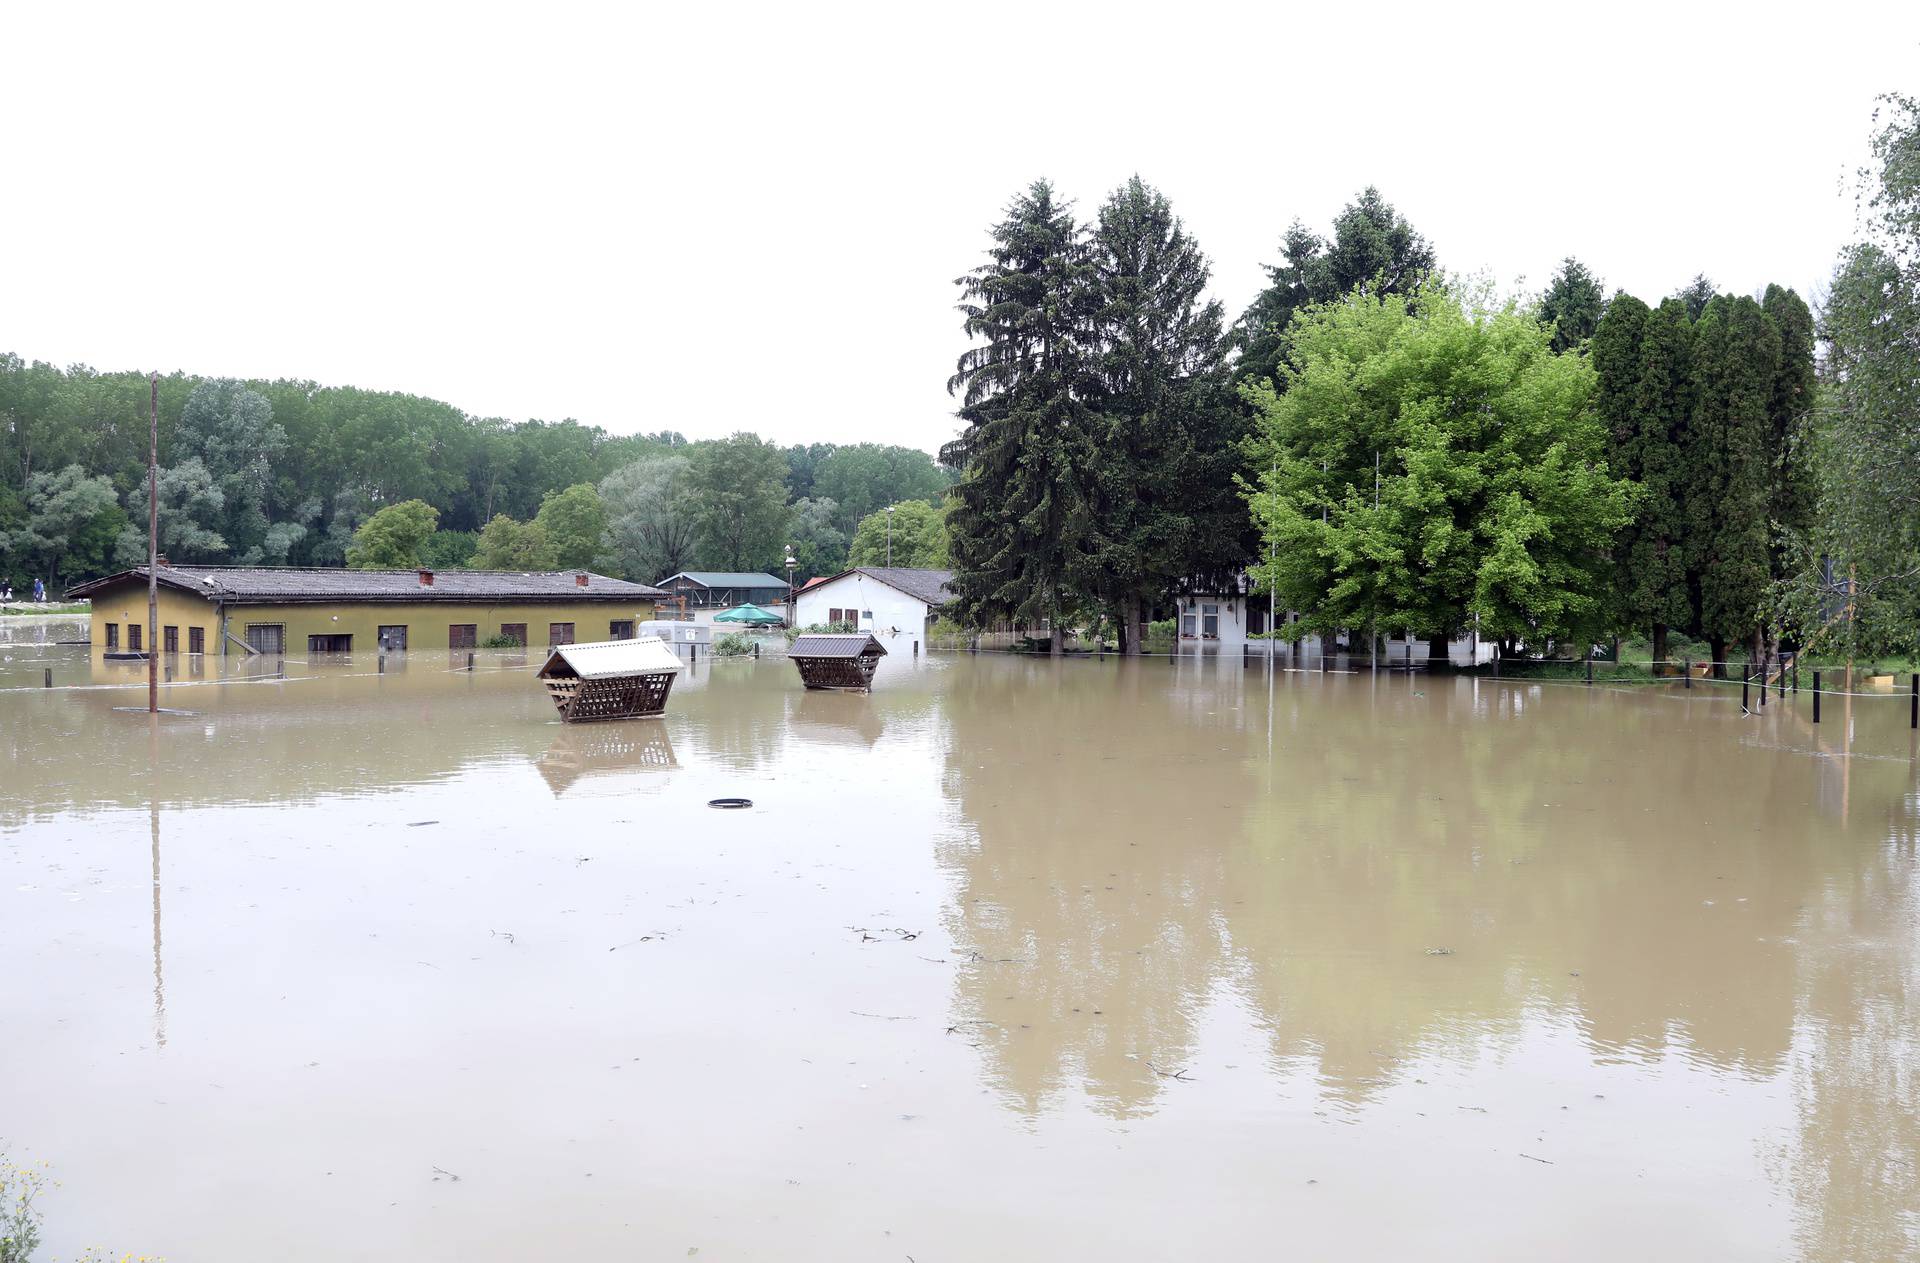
[499,623,526,647]
[245,623,284,655]
[163,626,179,653]
[105,623,119,651]
[188,626,205,655]
[129,623,143,652]
[549,622,575,646]
[449,624,477,650]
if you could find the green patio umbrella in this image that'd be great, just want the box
[713,603,785,625]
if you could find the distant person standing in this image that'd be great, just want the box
[32,578,45,603]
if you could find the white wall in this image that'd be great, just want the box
[794,574,935,649]
[1173,593,1251,649]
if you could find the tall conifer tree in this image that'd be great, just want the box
[1539,258,1608,352]
[1592,294,1694,661]
[942,181,1096,655]
[1080,176,1242,653]
[1686,295,1781,670]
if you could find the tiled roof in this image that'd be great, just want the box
[789,632,888,660]
[68,565,666,604]
[809,567,954,607]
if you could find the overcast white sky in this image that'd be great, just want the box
[4,2,1916,455]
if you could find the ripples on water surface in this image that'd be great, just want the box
[2,628,1917,1261]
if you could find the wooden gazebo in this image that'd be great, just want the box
[789,632,887,692]
[536,637,683,722]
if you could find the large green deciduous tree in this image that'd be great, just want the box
[117,457,229,565]
[1246,283,1633,655]
[942,180,1096,654]
[810,444,949,535]
[684,433,788,571]
[1080,175,1242,653]
[783,497,847,581]
[1591,294,1695,661]
[346,500,440,569]
[848,499,949,569]
[1779,94,1920,663]
[176,379,287,563]
[598,455,697,584]
[468,513,555,570]
[532,483,607,571]
[1,464,125,588]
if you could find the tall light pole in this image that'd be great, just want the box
[885,504,894,568]
[784,545,798,628]
[147,372,159,714]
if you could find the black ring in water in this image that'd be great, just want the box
[708,798,753,809]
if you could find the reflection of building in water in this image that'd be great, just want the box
[788,689,887,749]
[534,723,679,797]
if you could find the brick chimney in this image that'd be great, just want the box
[575,572,589,588]
[418,568,434,587]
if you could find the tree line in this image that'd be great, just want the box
[0,364,954,589]
[941,102,1916,667]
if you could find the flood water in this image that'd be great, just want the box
[3,620,1918,1261]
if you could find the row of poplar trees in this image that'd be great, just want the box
[1592,285,1814,672]
[940,178,1248,654]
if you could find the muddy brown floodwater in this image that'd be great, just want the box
[3,623,1918,1261]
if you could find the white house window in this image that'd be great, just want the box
[1202,603,1220,638]
[861,610,873,621]
[1180,613,1197,638]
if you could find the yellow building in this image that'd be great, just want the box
[68,564,665,656]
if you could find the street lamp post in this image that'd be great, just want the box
[885,504,894,568]
[785,545,798,629]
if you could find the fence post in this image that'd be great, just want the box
[1759,655,1767,707]
[378,652,386,674]
[1586,656,1593,686]
[467,651,474,672]
[1684,657,1691,688]
[1742,666,1750,713]
[913,640,919,657]
[43,667,52,689]
[1813,671,1821,723]
[753,641,760,659]
[1492,652,1500,679]
[1911,672,1917,730]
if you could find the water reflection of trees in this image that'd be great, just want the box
[1779,804,1920,1263]
[936,663,1920,1167]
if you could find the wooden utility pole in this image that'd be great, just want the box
[148,372,159,714]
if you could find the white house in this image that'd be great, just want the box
[793,567,953,650]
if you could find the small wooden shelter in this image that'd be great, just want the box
[789,632,887,692]
[536,636,682,722]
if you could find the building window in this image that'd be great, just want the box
[188,627,205,655]
[128,623,143,652]
[1180,613,1196,639]
[828,608,843,624]
[449,624,477,650]
[308,634,352,653]
[377,625,408,651]
[105,623,119,651]
[860,610,873,621]
[549,622,575,646]
[499,623,526,647]
[609,619,635,640]
[163,625,179,653]
[245,624,284,655]
[1202,603,1220,638]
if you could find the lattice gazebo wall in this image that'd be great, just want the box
[542,669,676,722]
[788,633,887,692]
